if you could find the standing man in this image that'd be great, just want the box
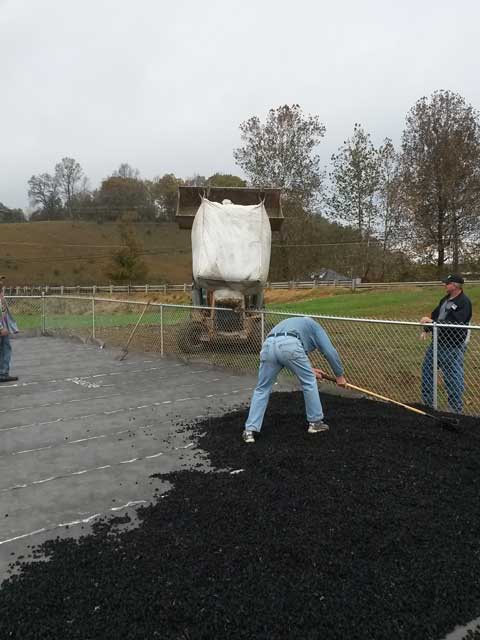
[0,275,19,383]
[243,316,346,443]
[420,274,472,413]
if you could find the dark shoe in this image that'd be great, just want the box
[0,376,18,383]
[308,420,329,434]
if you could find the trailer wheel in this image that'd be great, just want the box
[178,322,204,353]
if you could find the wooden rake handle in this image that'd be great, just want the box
[319,372,430,418]
[124,301,151,351]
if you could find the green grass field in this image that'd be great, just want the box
[268,285,480,323]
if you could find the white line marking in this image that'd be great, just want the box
[0,366,212,394]
[68,377,101,389]
[0,393,121,415]
[111,499,147,511]
[13,446,52,455]
[69,435,106,444]
[32,476,56,484]
[58,514,101,527]
[0,499,152,546]
[1,451,170,493]
[0,387,253,434]
[0,528,47,546]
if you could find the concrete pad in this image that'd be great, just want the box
[0,335,285,580]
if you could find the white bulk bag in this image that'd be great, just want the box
[192,197,271,293]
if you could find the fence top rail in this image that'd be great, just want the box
[261,307,480,329]
[6,295,480,331]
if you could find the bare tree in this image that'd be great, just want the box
[113,163,140,180]
[54,157,84,216]
[327,124,379,279]
[400,90,480,273]
[184,174,207,187]
[234,104,325,206]
[376,139,408,280]
[27,173,62,219]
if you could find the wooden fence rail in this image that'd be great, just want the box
[3,280,480,296]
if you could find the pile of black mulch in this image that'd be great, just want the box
[1,392,480,640]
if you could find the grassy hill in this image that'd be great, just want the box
[2,221,478,324]
[0,221,193,285]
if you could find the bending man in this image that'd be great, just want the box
[243,316,346,443]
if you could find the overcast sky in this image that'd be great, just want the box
[1,0,479,210]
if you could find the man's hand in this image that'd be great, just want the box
[336,375,347,388]
[312,367,326,380]
[420,316,432,324]
[0,328,8,337]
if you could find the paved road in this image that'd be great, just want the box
[0,336,269,580]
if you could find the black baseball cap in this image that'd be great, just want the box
[442,274,464,285]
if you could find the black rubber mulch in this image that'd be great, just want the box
[1,392,480,640]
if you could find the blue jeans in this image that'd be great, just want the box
[421,342,466,413]
[0,334,12,378]
[245,336,323,432]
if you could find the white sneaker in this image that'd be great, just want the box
[308,421,329,434]
[242,430,255,443]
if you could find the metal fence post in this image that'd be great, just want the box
[160,305,164,356]
[261,310,265,343]
[432,323,438,410]
[92,297,96,340]
[41,292,46,334]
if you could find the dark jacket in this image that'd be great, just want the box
[425,291,472,346]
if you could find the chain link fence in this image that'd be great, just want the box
[6,295,480,417]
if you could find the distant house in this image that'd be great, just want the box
[308,268,360,283]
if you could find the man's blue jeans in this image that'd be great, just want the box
[421,342,466,413]
[245,335,323,432]
[0,334,12,378]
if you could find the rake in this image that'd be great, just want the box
[318,372,460,429]
[116,301,151,361]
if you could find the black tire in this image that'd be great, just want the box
[177,322,204,353]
